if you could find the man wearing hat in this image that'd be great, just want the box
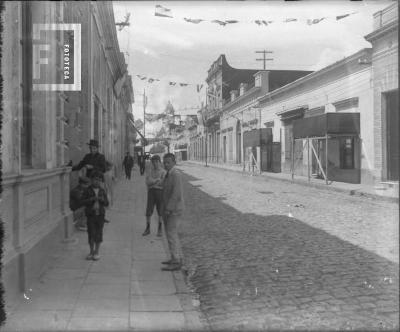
[72,139,106,180]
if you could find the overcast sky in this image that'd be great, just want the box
[113,0,391,136]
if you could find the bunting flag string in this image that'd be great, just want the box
[155,4,173,18]
[135,74,204,93]
[153,5,357,26]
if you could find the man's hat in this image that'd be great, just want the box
[87,139,99,147]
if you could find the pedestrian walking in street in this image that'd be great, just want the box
[71,139,106,180]
[81,170,109,261]
[70,176,90,231]
[143,155,166,237]
[122,151,134,180]
[137,152,145,176]
[161,153,185,271]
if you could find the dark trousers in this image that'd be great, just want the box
[87,215,105,244]
[125,167,132,179]
[140,163,145,175]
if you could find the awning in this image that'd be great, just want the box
[277,106,307,121]
[293,113,360,139]
[243,128,272,147]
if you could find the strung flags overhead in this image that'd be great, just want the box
[134,74,205,94]
[184,18,204,24]
[336,12,357,20]
[153,5,357,26]
[144,113,161,122]
[155,4,173,18]
[211,20,227,26]
[307,18,325,25]
[255,20,273,26]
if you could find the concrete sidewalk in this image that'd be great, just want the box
[186,160,399,202]
[2,168,205,331]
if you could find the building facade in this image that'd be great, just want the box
[196,54,311,171]
[364,3,398,187]
[1,1,74,307]
[1,1,134,306]
[63,1,134,185]
[257,48,374,184]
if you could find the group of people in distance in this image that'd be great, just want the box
[69,139,185,271]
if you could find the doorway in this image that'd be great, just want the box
[384,90,399,180]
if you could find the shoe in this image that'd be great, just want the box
[86,254,94,260]
[142,227,150,236]
[161,259,175,265]
[161,263,182,271]
[104,219,110,223]
[92,254,100,261]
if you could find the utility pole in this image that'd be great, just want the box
[255,50,274,70]
[143,89,147,153]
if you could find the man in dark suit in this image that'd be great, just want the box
[122,151,134,179]
[72,139,106,180]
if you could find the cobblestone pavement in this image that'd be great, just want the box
[177,163,399,331]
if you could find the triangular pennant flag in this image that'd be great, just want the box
[155,4,173,18]
[211,20,227,26]
[225,20,239,24]
[136,75,142,78]
[307,18,325,25]
[169,82,176,86]
[148,78,155,83]
[196,84,203,93]
[285,18,297,22]
[179,83,188,87]
[336,12,356,20]
[140,77,147,80]
[184,18,204,24]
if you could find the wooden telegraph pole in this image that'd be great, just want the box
[143,89,147,153]
[255,50,274,70]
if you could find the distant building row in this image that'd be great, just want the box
[175,3,398,191]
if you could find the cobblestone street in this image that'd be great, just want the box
[178,163,399,331]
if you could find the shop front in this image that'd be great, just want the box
[292,113,361,184]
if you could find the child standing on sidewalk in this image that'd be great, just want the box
[143,155,166,237]
[81,170,109,261]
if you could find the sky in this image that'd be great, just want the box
[113,0,392,136]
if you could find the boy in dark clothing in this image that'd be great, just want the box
[81,171,109,261]
[70,176,90,231]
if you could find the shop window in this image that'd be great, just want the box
[340,138,354,169]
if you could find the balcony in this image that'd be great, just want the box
[373,3,397,30]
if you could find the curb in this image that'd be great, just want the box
[183,161,399,204]
[159,226,209,331]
